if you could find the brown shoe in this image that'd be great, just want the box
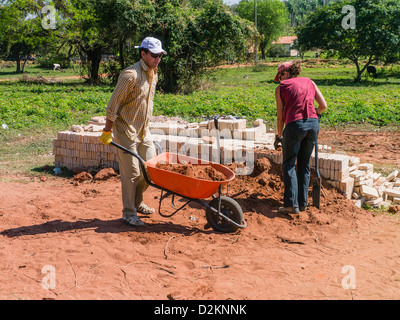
[137,203,155,215]
[278,207,300,215]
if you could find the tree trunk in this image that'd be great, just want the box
[261,47,266,60]
[354,60,362,82]
[87,46,103,82]
[21,55,29,73]
[354,56,373,82]
[119,38,125,70]
[16,56,21,73]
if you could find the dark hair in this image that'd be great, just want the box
[139,48,149,56]
[288,60,302,77]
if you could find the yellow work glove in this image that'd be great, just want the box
[100,130,112,145]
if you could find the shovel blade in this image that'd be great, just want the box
[312,178,321,209]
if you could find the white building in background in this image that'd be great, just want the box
[271,36,298,57]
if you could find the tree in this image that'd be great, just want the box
[0,0,57,73]
[237,0,288,59]
[296,0,400,82]
[62,0,154,82]
[146,0,255,93]
[0,0,255,92]
[284,0,338,28]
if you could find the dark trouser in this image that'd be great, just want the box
[282,118,319,208]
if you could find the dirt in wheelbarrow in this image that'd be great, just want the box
[155,163,227,181]
[1,152,400,300]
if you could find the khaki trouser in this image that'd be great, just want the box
[113,126,156,217]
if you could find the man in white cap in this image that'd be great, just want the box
[100,37,167,227]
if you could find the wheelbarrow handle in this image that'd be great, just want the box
[213,115,219,130]
[110,141,152,186]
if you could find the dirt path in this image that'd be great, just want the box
[1,130,400,300]
[318,129,400,167]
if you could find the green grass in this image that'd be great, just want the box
[0,63,81,81]
[0,81,110,132]
[1,59,400,175]
[155,61,400,128]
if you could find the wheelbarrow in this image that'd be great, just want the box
[110,141,246,233]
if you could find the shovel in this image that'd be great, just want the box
[312,140,321,209]
[214,116,221,164]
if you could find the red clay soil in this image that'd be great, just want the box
[156,163,227,182]
[318,129,400,167]
[1,129,400,300]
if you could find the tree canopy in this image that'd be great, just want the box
[296,0,400,81]
[0,0,57,73]
[236,0,288,59]
[150,0,254,93]
[0,0,254,93]
[284,0,338,28]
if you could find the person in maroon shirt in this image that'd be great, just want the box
[273,61,327,214]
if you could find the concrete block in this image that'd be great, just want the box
[199,121,208,129]
[374,176,387,186]
[387,170,399,182]
[365,197,384,206]
[360,185,379,199]
[243,127,263,141]
[378,201,392,208]
[348,165,359,172]
[350,170,367,179]
[333,154,349,171]
[352,192,360,199]
[181,126,199,138]
[376,185,386,197]
[359,163,374,171]
[340,177,354,199]
[328,168,336,180]
[372,172,382,181]
[353,197,366,208]
[356,178,373,188]
[349,156,360,166]
[385,188,400,198]
[320,168,330,179]
[253,119,266,135]
[337,167,350,182]
[206,119,246,131]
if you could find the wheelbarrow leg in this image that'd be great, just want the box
[158,189,192,218]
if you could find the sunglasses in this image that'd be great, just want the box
[148,52,163,59]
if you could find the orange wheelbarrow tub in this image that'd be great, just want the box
[110,141,246,233]
[145,152,235,199]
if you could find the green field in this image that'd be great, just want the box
[1,59,399,175]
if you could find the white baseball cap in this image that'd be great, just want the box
[135,37,167,55]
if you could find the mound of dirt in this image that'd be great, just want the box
[225,156,365,226]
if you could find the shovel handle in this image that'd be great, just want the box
[315,140,320,179]
[214,116,222,164]
[315,140,320,180]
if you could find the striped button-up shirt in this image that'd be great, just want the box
[106,59,157,142]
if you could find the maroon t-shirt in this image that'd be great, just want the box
[280,77,318,125]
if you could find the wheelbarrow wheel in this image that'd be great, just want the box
[205,196,243,233]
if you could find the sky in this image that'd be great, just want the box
[223,0,240,4]
[223,0,286,5]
